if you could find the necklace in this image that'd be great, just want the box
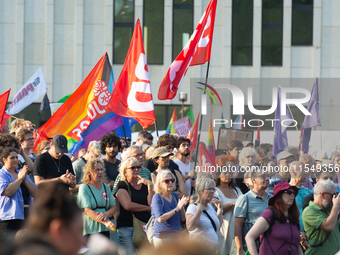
[52,158,61,172]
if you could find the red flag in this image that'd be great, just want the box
[187,112,200,162]
[158,0,217,100]
[108,19,156,129]
[198,142,216,175]
[32,130,50,154]
[0,90,10,129]
[1,113,11,131]
[257,121,260,140]
[190,0,217,66]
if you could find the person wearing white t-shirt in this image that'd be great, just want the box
[174,137,194,196]
[186,178,223,250]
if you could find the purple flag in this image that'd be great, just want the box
[273,87,293,158]
[301,78,320,153]
[301,79,320,129]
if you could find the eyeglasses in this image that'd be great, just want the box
[162,179,175,184]
[323,192,336,197]
[130,153,144,158]
[284,190,296,196]
[204,188,216,192]
[128,166,141,170]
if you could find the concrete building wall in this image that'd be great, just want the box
[0,0,339,130]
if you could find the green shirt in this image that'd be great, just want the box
[77,183,115,235]
[302,201,340,255]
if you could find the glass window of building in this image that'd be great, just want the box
[114,0,134,64]
[172,0,193,61]
[292,0,313,45]
[144,0,164,64]
[232,0,253,65]
[261,0,283,66]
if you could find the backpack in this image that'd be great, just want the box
[145,193,178,244]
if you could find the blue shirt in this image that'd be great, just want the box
[151,192,181,238]
[0,167,35,221]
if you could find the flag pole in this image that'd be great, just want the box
[154,120,159,139]
[121,124,128,145]
[194,61,210,168]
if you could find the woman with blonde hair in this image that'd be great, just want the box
[151,169,189,247]
[186,178,223,251]
[77,158,116,238]
[115,157,154,254]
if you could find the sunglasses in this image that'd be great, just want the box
[128,166,141,170]
[284,190,296,196]
[162,179,175,184]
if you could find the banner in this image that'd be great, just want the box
[7,67,47,115]
[173,117,192,137]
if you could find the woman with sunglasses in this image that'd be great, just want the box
[186,178,223,252]
[151,170,189,247]
[115,157,154,254]
[245,182,301,255]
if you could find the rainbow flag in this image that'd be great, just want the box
[35,53,123,153]
[166,108,177,134]
[206,118,216,165]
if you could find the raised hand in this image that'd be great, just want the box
[18,166,29,181]
[176,196,189,211]
[211,198,221,210]
[137,175,152,186]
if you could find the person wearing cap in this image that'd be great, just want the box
[234,168,270,255]
[267,151,295,196]
[245,182,300,255]
[143,134,180,173]
[33,134,76,190]
[302,180,340,255]
[313,150,328,169]
[242,141,254,148]
[152,147,188,198]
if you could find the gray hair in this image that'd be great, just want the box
[88,141,102,157]
[154,170,176,195]
[121,145,142,161]
[196,178,216,203]
[314,180,338,199]
[239,147,258,166]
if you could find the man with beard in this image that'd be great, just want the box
[173,137,194,196]
[100,133,121,190]
[34,134,76,191]
[302,180,340,255]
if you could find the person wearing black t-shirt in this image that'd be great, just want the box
[115,157,153,254]
[100,133,121,190]
[33,134,76,191]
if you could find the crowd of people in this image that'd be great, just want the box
[0,118,340,255]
